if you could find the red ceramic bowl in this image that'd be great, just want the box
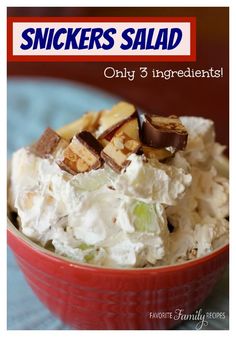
[7,219,229,330]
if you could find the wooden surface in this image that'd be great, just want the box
[7,7,229,148]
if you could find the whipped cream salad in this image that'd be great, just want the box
[8,102,229,268]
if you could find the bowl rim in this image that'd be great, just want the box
[7,218,229,274]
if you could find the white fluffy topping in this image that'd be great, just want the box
[9,116,229,268]
[114,154,192,205]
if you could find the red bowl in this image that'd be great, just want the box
[7,220,229,330]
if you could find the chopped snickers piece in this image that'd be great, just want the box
[71,131,103,169]
[141,146,173,161]
[31,127,68,158]
[99,118,139,148]
[116,118,140,141]
[59,147,89,175]
[98,102,137,140]
[59,131,103,174]
[101,130,141,173]
[57,111,102,141]
[138,113,188,151]
[187,248,198,260]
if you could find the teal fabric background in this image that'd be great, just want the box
[7,78,229,330]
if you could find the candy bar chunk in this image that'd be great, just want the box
[101,131,141,173]
[142,146,173,161]
[59,147,89,175]
[57,111,101,141]
[99,137,109,147]
[138,113,188,150]
[99,117,140,148]
[116,118,140,141]
[98,102,137,140]
[31,127,68,158]
[71,131,103,169]
[60,131,103,174]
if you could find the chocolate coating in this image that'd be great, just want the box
[31,127,61,158]
[76,131,103,157]
[137,112,188,150]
